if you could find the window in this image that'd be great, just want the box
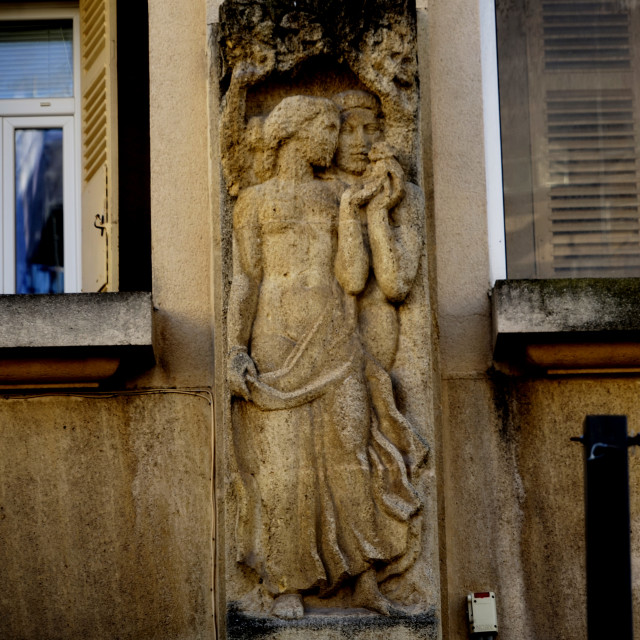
[0,12,79,292]
[4,115,76,293]
[0,1,119,293]
[0,0,152,385]
[496,0,640,279]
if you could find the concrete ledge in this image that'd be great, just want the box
[0,292,153,348]
[492,279,640,370]
[0,292,154,383]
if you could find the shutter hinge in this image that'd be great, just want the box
[94,214,107,236]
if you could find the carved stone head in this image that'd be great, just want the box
[262,95,340,175]
[333,90,383,176]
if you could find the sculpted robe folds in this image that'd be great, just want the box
[229,170,427,597]
[219,1,436,620]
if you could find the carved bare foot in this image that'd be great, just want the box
[271,593,304,619]
[352,569,393,616]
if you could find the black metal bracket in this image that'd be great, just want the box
[572,415,634,640]
[572,432,640,461]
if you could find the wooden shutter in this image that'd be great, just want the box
[526,0,640,277]
[80,0,118,291]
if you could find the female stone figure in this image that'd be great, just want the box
[227,95,424,620]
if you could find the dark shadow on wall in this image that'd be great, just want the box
[117,0,151,292]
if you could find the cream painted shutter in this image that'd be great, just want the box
[527,0,640,277]
[80,0,118,291]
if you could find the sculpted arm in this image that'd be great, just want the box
[228,189,262,399]
[220,58,274,195]
[334,187,371,295]
[368,179,425,303]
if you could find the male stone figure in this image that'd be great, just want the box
[326,90,425,374]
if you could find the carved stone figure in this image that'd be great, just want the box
[218,0,436,628]
[227,92,427,620]
[325,90,425,373]
[344,22,419,174]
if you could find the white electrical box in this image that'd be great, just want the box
[467,591,498,635]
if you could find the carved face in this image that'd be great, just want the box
[300,111,340,167]
[335,108,382,176]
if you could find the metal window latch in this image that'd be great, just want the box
[94,214,107,236]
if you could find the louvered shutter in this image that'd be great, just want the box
[527,0,640,277]
[80,0,117,291]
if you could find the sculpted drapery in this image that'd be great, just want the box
[226,90,426,619]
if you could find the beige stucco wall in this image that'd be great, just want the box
[426,2,640,639]
[144,0,213,389]
[428,0,492,378]
[441,377,640,639]
[0,393,214,640]
[0,0,215,638]
[4,0,640,638]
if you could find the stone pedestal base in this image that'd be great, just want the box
[227,606,439,640]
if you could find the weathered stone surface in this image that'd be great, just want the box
[0,292,154,383]
[0,392,213,640]
[218,0,420,196]
[227,605,438,639]
[492,279,640,368]
[216,0,438,628]
[0,292,153,349]
[493,279,640,338]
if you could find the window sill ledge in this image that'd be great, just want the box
[491,279,640,372]
[0,292,154,386]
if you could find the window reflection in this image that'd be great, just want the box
[15,128,64,294]
[496,0,640,278]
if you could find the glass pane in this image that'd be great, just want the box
[0,20,73,99]
[15,128,64,294]
[496,0,640,278]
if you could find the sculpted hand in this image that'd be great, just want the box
[344,178,383,209]
[376,165,404,211]
[368,144,405,211]
[228,349,258,401]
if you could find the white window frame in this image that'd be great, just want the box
[2,116,78,292]
[0,5,81,294]
[479,0,506,285]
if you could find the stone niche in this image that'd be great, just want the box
[214,1,439,637]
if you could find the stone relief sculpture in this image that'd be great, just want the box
[323,90,424,375]
[217,0,435,628]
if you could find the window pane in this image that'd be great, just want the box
[496,1,640,278]
[15,128,64,294]
[0,20,73,99]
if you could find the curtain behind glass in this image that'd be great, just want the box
[0,20,73,99]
